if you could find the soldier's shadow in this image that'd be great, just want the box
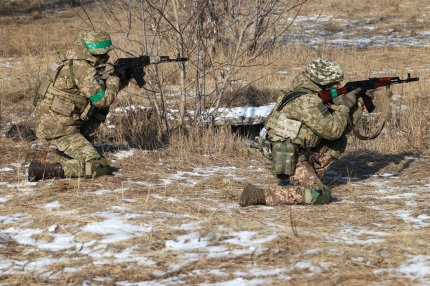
[323,150,419,187]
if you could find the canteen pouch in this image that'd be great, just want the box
[271,139,297,176]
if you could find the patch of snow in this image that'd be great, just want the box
[0,213,29,225]
[213,104,275,125]
[4,181,37,192]
[171,222,200,231]
[223,231,278,248]
[376,173,397,178]
[405,201,417,207]
[383,193,418,199]
[325,224,389,245]
[201,277,272,286]
[152,194,180,202]
[92,247,156,266]
[303,249,321,255]
[394,211,430,228]
[293,261,324,273]
[192,269,229,277]
[42,201,61,210]
[165,232,209,250]
[397,255,430,279]
[0,196,12,203]
[112,149,136,160]
[81,212,152,243]
[93,189,113,195]
[0,167,14,172]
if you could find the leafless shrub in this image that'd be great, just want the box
[96,106,165,150]
[95,0,306,127]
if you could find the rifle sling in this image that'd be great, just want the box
[277,89,307,111]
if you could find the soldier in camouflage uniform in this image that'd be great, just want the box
[28,30,127,181]
[240,58,364,207]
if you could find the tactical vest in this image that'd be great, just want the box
[34,61,92,120]
[265,89,320,148]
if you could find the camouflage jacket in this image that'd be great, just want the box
[34,43,121,139]
[266,72,350,147]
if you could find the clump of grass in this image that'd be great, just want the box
[168,125,251,158]
[96,106,166,150]
[218,85,277,108]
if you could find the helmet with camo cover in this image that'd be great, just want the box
[303,58,344,86]
[82,30,113,55]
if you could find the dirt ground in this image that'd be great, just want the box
[1,0,430,285]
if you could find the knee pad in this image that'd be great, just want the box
[303,186,331,205]
[85,157,114,178]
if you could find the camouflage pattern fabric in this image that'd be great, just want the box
[49,133,100,178]
[290,161,324,189]
[264,184,305,206]
[35,43,120,139]
[267,72,350,145]
[260,61,355,206]
[32,33,122,179]
[303,58,344,86]
[310,136,347,179]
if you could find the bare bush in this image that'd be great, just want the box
[94,0,306,127]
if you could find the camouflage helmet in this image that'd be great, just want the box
[303,58,344,86]
[82,30,113,55]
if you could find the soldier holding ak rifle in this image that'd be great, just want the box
[29,30,187,181]
[240,58,419,207]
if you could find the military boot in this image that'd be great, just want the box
[239,184,266,207]
[28,160,65,182]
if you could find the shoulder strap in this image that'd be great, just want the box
[68,60,79,90]
[277,89,307,111]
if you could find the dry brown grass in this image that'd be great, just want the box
[1,1,430,284]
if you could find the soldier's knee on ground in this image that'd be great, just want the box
[326,135,347,159]
[85,157,117,178]
[303,186,331,205]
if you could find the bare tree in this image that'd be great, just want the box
[95,0,306,128]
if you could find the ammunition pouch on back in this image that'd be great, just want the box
[44,85,90,120]
[271,139,297,176]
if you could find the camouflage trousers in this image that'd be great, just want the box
[265,138,346,206]
[49,132,101,178]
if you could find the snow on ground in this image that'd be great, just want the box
[285,14,430,47]
[1,150,429,284]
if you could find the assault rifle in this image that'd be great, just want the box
[112,56,188,87]
[319,73,419,112]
